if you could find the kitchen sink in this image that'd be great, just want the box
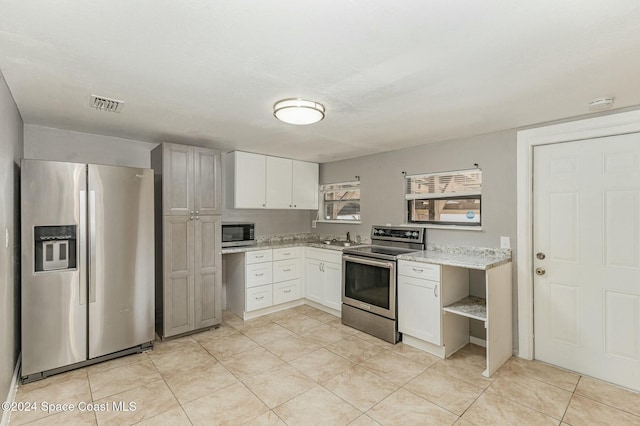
[321,240,353,247]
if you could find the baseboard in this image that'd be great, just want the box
[1,353,21,426]
[470,336,487,348]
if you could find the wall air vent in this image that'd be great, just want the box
[89,95,124,113]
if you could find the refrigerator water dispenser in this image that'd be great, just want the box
[34,225,77,272]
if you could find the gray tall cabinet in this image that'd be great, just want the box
[152,143,223,339]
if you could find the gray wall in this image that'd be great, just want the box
[316,130,518,346]
[0,71,23,402]
[316,130,517,247]
[24,125,158,168]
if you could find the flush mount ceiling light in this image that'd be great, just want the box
[273,98,325,125]
[588,97,615,111]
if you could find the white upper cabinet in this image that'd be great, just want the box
[226,151,319,210]
[266,156,293,208]
[227,151,267,208]
[292,160,319,209]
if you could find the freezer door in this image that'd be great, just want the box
[21,160,88,376]
[88,164,154,359]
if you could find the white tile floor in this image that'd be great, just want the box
[8,305,640,425]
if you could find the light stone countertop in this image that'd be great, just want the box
[397,244,512,270]
[221,237,365,254]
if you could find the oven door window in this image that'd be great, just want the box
[344,261,390,309]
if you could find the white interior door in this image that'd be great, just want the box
[533,133,640,391]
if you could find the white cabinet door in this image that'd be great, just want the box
[234,152,266,208]
[292,160,319,209]
[266,156,293,208]
[304,259,324,304]
[323,261,342,311]
[534,133,640,390]
[398,275,441,345]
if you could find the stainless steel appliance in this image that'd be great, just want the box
[21,159,155,383]
[342,225,426,343]
[222,222,255,247]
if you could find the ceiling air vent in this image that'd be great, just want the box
[89,95,124,113]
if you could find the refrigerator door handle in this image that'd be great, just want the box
[89,190,97,303]
[79,190,87,305]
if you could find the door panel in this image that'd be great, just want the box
[194,215,222,329]
[266,156,292,208]
[234,151,266,208]
[164,144,193,215]
[292,160,319,209]
[324,262,342,311]
[304,259,324,304]
[21,160,87,376]
[534,133,640,390]
[194,148,221,215]
[164,216,194,337]
[88,164,154,358]
[398,276,441,345]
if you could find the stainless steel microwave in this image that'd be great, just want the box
[222,222,256,247]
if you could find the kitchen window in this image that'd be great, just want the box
[405,169,482,226]
[318,181,361,223]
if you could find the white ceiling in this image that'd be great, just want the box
[1,1,639,163]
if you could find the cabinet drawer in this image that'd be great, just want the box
[273,259,300,282]
[246,263,273,288]
[398,260,440,281]
[306,247,342,264]
[273,279,301,305]
[273,247,300,261]
[246,285,273,311]
[246,249,272,264]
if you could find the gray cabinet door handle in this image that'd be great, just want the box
[434,284,438,298]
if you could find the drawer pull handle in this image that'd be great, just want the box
[283,268,291,272]
[256,296,264,300]
[283,252,291,255]
[434,284,438,298]
[255,255,264,258]
[284,289,292,293]
[412,268,424,273]
[256,273,264,277]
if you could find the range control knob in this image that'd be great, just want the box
[405,231,412,236]
[412,232,419,238]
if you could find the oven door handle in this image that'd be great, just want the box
[342,254,395,269]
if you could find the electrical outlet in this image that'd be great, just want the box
[311,221,317,229]
[500,236,511,249]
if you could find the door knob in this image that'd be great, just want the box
[535,267,546,276]
[536,252,546,260]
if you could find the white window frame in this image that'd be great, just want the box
[405,169,482,227]
[316,180,361,224]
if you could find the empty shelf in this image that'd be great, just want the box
[443,296,487,321]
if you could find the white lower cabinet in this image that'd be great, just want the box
[397,275,441,345]
[304,248,342,312]
[246,284,273,311]
[273,279,301,305]
[226,247,302,318]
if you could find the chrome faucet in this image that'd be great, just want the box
[346,232,351,242]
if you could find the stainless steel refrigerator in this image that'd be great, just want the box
[21,159,155,382]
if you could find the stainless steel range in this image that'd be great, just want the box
[342,225,426,343]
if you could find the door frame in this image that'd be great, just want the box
[516,109,640,359]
